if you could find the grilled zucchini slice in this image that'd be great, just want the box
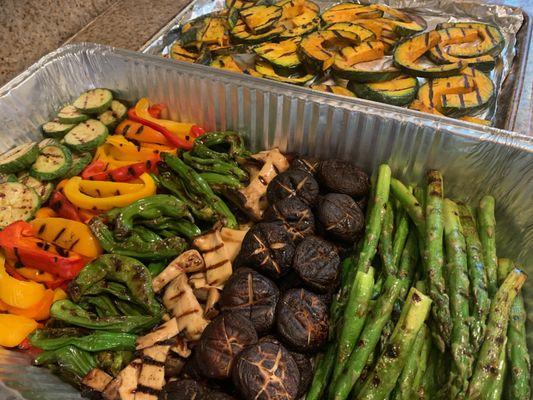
[427,27,496,72]
[298,29,362,71]
[98,100,128,129]
[253,39,302,71]
[321,3,384,25]
[73,88,113,114]
[0,182,40,228]
[277,0,320,39]
[239,4,282,34]
[310,84,355,97]
[249,60,315,84]
[393,31,464,78]
[170,42,200,62]
[416,68,495,117]
[349,75,418,106]
[17,173,54,203]
[30,143,72,181]
[0,142,39,174]
[42,120,76,139]
[57,105,89,124]
[210,55,244,73]
[436,22,505,58]
[63,119,109,152]
[65,152,93,178]
[230,19,283,43]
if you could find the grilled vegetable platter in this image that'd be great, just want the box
[0,88,529,400]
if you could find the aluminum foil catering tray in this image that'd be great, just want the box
[141,0,531,132]
[0,43,532,399]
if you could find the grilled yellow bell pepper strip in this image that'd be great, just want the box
[105,135,176,162]
[35,207,58,219]
[30,218,103,258]
[78,179,144,198]
[16,268,58,284]
[53,288,67,302]
[94,144,138,169]
[0,253,46,309]
[63,173,157,211]
[0,314,39,347]
[134,98,196,139]
[0,289,55,321]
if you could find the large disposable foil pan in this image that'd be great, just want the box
[140,0,531,132]
[0,43,531,399]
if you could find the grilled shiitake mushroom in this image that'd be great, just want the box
[263,196,315,243]
[220,268,280,335]
[232,340,300,400]
[207,392,238,400]
[266,169,319,206]
[289,351,313,398]
[317,193,365,242]
[239,222,295,279]
[276,288,329,353]
[292,236,340,293]
[195,313,258,379]
[290,158,320,176]
[317,160,370,197]
[163,379,209,400]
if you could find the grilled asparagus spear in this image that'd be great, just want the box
[379,200,395,276]
[477,195,498,298]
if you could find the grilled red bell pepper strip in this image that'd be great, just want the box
[49,191,82,222]
[190,125,206,138]
[148,103,166,118]
[0,222,87,280]
[82,158,158,182]
[127,108,194,149]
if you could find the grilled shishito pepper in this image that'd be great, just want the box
[0,221,86,279]
[68,254,161,316]
[191,130,251,161]
[89,217,188,260]
[29,329,137,352]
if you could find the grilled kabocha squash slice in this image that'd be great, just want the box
[277,0,320,38]
[394,31,466,78]
[325,23,375,42]
[230,17,283,43]
[181,16,230,49]
[458,116,491,126]
[170,42,200,63]
[248,60,315,84]
[239,4,283,34]
[369,4,427,36]
[427,27,496,72]
[349,74,418,106]
[253,39,302,71]
[210,55,244,73]
[321,3,384,25]
[332,41,401,82]
[414,68,495,117]
[298,29,363,71]
[436,22,505,58]
[310,84,355,97]
[410,100,492,126]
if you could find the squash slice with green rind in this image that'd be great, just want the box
[253,39,302,71]
[310,84,355,97]
[369,4,427,36]
[321,3,384,25]
[210,55,244,73]
[277,0,320,39]
[248,60,315,84]
[239,4,283,34]
[349,75,418,106]
[436,22,505,58]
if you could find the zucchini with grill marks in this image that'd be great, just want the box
[63,119,109,152]
[298,29,361,71]
[57,105,89,124]
[248,60,315,84]
[0,173,17,183]
[240,4,282,34]
[73,88,113,114]
[17,173,54,203]
[42,120,76,139]
[415,68,495,117]
[349,74,418,106]
[0,182,40,228]
[30,143,72,181]
[393,31,464,78]
[98,100,128,129]
[436,22,505,58]
[310,84,355,97]
[210,55,244,73]
[0,142,39,174]
[253,39,302,71]
[65,152,93,178]
[230,19,283,43]
[427,27,496,72]
[321,3,384,25]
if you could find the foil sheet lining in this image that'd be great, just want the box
[141,0,525,129]
[0,43,532,398]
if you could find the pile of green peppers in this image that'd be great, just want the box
[157,131,251,230]
[30,254,162,383]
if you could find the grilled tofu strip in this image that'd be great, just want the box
[82,368,113,398]
[103,359,142,400]
[135,345,171,400]
[152,250,205,293]
[220,226,249,261]
[136,318,180,350]
[193,229,232,287]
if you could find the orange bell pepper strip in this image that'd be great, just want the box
[0,314,38,347]
[115,119,172,146]
[1,289,55,321]
[35,207,58,219]
[16,267,57,283]
[0,222,87,280]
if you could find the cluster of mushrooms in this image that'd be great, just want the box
[84,154,370,400]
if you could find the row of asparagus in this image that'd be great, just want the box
[307,165,530,400]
